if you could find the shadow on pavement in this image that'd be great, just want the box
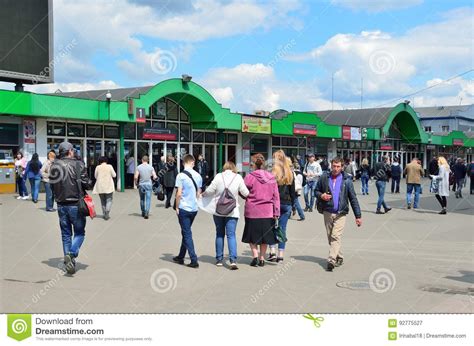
[444,270,474,284]
[41,257,89,273]
[291,255,327,270]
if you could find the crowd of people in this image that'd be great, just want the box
[12,142,473,275]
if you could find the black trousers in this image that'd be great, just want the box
[165,187,174,208]
[435,194,447,208]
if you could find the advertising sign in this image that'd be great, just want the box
[242,116,271,134]
[293,123,317,136]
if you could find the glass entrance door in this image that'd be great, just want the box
[205,144,215,179]
[86,140,102,182]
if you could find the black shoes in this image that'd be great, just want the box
[276,257,284,263]
[326,262,334,272]
[172,256,184,265]
[384,207,392,213]
[250,258,258,267]
[267,253,277,262]
[64,254,76,274]
[187,262,199,268]
[335,257,343,267]
[258,260,265,267]
[229,261,239,270]
[438,208,447,215]
[308,208,313,212]
[144,214,149,219]
[407,204,411,209]
[376,210,385,214]
[104,213,110,220]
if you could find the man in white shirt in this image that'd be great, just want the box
[303,153,322,212]
[125,155,135,188]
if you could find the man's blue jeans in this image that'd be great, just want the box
[138,183,152,215]
[277,204,292,250]
[361,174,369,194]
[29,177,41,202]
[58,204,86,258]
[304,181,317,209]
[44,182,54,210]
[213,215,238,262]
[376,180,388,211]
[406,183,421,208]
[177,209,198,263]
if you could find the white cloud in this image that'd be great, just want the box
[209,87,234,105]
[287,7,473,105]
[25,80,121,94]
[331,0,423,13]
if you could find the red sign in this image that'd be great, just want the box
[293,123,317,136]
[142,128,177,140]
[342,126,351,140]
[453,138,464,146]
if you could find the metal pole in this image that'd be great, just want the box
[218,129,224,173]
[119,122,125,192]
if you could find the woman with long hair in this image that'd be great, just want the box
[93,156,117,220]
[268,151,296,262]
[360,158,370,195]
[25,153,42,203]
[430,156,450,214]
[242,153,280,267]
[41,150,57,211]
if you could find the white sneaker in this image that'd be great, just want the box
[16,196,22,200]
[21,196,29,200]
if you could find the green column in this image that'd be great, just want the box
[119,122,125,192]
[218,129,224,173]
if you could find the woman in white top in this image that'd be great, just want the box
[430,156,450,215]
[202,161,249,270]
[93,156,117,220]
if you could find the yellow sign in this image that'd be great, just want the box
[242,116,271,134]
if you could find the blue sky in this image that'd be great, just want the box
[8,0,474,113]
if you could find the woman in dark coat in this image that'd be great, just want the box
[163,155,178,208]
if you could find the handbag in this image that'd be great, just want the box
[157,185,165,201]
[273,219,287,243]
[75,161,96,219]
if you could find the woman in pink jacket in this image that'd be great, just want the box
[242,153,280,267]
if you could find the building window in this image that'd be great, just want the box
[180,124,191,142]
[424,126,432,132]
[193,131,204,143]
[86,124,103,138]
[166,99,179,121]
[67,123,85,137]
[124,123,136,139]
[227,133,238,144]
[47,122,66,136]
[205,132,216,143]
[104,126,119,138]
[441,125,449,132]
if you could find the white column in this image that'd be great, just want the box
[236,133,243,172]
[35,118,48,163]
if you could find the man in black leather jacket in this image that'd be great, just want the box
[315,157,362,272]
[50,142,92,274]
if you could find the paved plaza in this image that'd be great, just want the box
[1,179,472,313]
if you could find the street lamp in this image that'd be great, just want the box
[105,90,112,121]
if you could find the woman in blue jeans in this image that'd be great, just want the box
[202,161,249,270]
[25,153,42,203]
[360,158,371,195]
[268,151,296,263]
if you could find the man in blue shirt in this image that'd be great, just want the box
[173,154,203,268]
[315,157,362,272]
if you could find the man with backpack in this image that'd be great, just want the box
[173,154,203,268]
[315,157,362,272]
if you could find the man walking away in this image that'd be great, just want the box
[390,158,402,193]
[453,158,467,198]
[404,157,424,209]
[315,157,362,272]
[135,155,157,219]
[374,156,392,214]
[50,142,92,275]
[173,154,202,268]
[196,154,209,191]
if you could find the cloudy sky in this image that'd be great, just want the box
[3,0,473,113]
